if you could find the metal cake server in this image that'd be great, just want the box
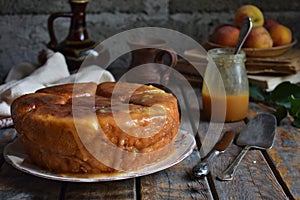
[193,131,235,178]
[218,113,277,181]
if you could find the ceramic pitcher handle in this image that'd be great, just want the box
[154,49,178,84]
[154,49,178,68]
[47,12,73,49]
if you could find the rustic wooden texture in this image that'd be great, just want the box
[64,179,136,199]
[267,117,300,199]
[196,120,245,158]
[183,47,300,75]
[249,102,300,199]
[140,150,213,200]
[245,49,300,74]
[193,100,290,200]
[211,145,288,200]
[0,163,62,200]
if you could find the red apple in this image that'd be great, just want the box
[269,24,292,46]
[211,24,240,47]
[264,19,279,30]
[244,26,273,48]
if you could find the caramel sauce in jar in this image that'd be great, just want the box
[202,48,249,122]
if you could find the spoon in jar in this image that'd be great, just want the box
[234,17,253,54]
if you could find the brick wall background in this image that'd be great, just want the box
[1,0,300,81]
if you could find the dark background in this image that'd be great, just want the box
[1,0,299,81]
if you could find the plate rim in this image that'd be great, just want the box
[3,129,196,182]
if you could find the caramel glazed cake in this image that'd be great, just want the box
[11,82,180,174]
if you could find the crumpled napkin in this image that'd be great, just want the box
[0,49,115,116]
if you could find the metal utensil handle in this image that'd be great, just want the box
[192,150,220,178]
[218,145,251,181]
[234,17,252,54]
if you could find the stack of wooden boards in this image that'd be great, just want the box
[246,49,300,91]
[176,48,300,91]
[246,49,300,74]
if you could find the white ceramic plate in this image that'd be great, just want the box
[4,129,196,182]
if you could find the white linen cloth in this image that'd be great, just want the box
[0,49,115,116]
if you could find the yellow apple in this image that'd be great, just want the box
[235,5,264,28]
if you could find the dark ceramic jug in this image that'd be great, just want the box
[47,0,106,72]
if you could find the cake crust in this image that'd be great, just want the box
[11,82,180,173]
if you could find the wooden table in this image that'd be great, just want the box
[0,84,299,200]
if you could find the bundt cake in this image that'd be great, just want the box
[11,82,180,174]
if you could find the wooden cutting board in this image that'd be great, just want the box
[246,49,300,74]
[183,48,300,75]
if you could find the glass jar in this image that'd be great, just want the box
[202,48,249,122]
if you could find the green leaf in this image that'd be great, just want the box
[266,82,300,109]
[249,81,300,128]
[289,95,300,118]
[274,105,288,125]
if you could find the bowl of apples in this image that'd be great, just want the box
[204,5,297,57]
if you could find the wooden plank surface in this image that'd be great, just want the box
[194,102,289,199]
[267,117,300,199]
[249,102,300,199]
[211,145,288,200]
[140,150,213,200]
[64,179,136,200]
[0,163,62,200]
